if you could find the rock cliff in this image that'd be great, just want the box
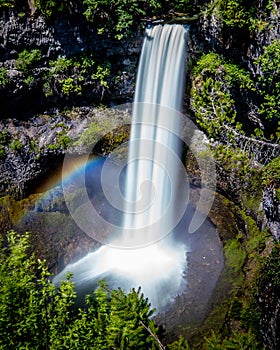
[0,2,279,348]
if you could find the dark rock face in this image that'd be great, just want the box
[263,185,280,241]
[259,282,280,350]
[0,9,142,117]
[0,107,130,197]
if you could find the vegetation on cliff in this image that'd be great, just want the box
[0,0,279,349]
[0,231,264,349]
[1,0,201,38]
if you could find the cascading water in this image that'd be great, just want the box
[121,24,188,247]
[54,24,189,311]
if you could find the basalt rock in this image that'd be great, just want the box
[0,9,142,117]
[0,107,131,198]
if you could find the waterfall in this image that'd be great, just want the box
[54,25,189,311]
[121,24,188,248]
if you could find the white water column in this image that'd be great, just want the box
[122,25,188,247]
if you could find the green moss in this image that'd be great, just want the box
[212,145,263,216]
[187,191,269,348]
[262,156,280,201]
[75,120,108,148]
[240,211,269,256]
[0,195,39,226]
[73,117,129,154]
[23,75,35,86]
[259,243,280,287]
[29,140,40,154]
[224,237,246,273]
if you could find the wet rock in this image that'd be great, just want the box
[263,185,280,241]
[0,107,131,198]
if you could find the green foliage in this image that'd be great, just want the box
[82,0,198,39]
[23,74,35,86]
[192,77,237,138]
[10,139,23,151]
[0,67,9,87]
[208,0,256,29]
[0,145,5,157]
[193,51,254,91]
[259,243,280,287]
[91,63,110,88]
[204,329,260,349]
[0,130,10,157]
[191,21,279,142]
[263,157,280,186]
[0,130,10,144]
[255,39,280,98]
[224,236,246,273]
[49,55,73,73]
[30,0,200,33]
[248,0,279,32]
[47,131,71,150]
[262,156,280,201]
[244,216,268,256]
[83,0,146,39]
[191,52,253,139]
[15,49,42,88]
[60,77,82,95]
[168,335,191,349]
[15,49,42,74]
[0,231,160,349]
[43,55,73,97]
[0,230,73,349]
[0,0,14,8]
[255,40,280,140]
[34,0,70,18]
[43,53,110,98]
[75,118,115,148]
[58,132,71,149]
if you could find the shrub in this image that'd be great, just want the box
[0,130,10,144]
[204,329,260,349]
[58,132,71,149]
[0,231,161,349]
[15,49,42,73]
[262,157,280,201]
[191,52,253,140]
[0,67,9,87]
[0,145,6,157]
[43,53,111,98]
[10,139,23,152]
[255,40,280,141]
